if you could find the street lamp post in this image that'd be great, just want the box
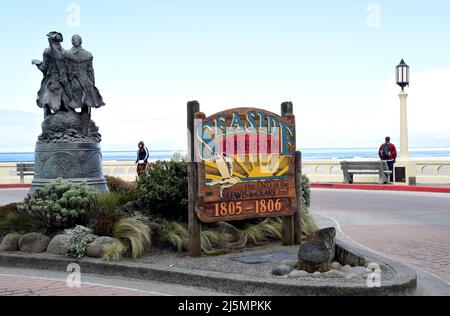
[396,59,410,160]
[395,59,416,185]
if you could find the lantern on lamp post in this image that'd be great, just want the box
[396,59,410,91]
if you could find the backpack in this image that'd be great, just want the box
[381,143,391,159]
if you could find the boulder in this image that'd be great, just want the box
[0,234,22,252]
[298,240,331,273]
[86,237,122,258]
[272,264,294,276]
[47,235,70,256]
[19,233,51,253]
[307,227,336,262]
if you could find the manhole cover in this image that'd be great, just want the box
[231,251,297,265]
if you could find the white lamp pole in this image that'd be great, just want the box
[399,90,409,160]
[396,59,410,160]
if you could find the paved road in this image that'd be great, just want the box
[311,189,450,282]
[0,188,29,205]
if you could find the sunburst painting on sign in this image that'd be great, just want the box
[194,108,297,223]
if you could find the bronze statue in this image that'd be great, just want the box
[31,32,108,192]
[32,32,104,143]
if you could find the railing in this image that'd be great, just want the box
[1,159,450,185]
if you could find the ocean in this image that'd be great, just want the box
[1,148,450,163]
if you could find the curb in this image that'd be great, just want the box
[0,184,31,189]
[0,238,417,296]
[311,183,450,194]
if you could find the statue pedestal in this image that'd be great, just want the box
[32,142,108,192]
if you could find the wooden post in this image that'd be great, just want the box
[294,151,302,245]
[281,102,295,246]
[187,101,202,257]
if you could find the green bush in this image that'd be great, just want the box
[0,203,18,216]
[0,212,40,235]
[18,179,101,230]
[302,175,312,211]
[105,176,137,194]
[93,192,131,214]
[65,225,97,258]
[136,160,188,221]
[93,213,124,237]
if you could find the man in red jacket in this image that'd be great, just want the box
[379,137,397,183]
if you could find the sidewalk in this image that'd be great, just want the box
[311,183,450,194]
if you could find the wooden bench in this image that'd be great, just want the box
[16,163,35,184]
[340,161,392,184]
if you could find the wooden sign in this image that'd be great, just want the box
[193,108,297,223]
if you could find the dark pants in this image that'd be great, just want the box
[387,161,395,183]
[137,163,148,176]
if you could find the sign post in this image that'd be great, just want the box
[187,101,202,257]
[188,102,302,256]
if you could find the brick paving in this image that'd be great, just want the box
[341,225,450,282]
[0,275,157,296]
[312,189,450,284]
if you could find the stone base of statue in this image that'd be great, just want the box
[31,142,108,192]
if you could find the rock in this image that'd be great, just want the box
[311,271,322,278]
[19,233,51,253]
[0,234,22,251]
[324,270,346,279]
[287,270,309,279]
[307,227,336,262]
[281,260,299,269]
[86,237,122,258]
[298,240,332,273]
[215,222,242,242]
[47,235,70,256]
[331,262,342,270]
[272,264,294,276]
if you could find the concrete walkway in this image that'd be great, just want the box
[0,188,28,205]
[311,189,450,283]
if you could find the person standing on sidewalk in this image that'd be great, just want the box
[136,141,150,176]
[379,137,397,184]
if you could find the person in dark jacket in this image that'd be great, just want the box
[136,141,150,176]
[379,137,398,183]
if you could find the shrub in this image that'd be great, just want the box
[302,175,312,211]
[103,242,126,263]
[19,179,100,230]
[201,230,234,254]
[65,226,97,258]
[93,213,124,237]
[159,221,189,252]
[93,192,131,214]
[113,216,151,259]
[0,212,40,235]
[233,218,282,248]
[105,176,136,193]
[136,160,188,221]
[302,212,319,236]
[0,203,18,216]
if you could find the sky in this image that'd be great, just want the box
[0,0,450,152]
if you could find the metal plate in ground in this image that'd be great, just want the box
[231,251,297,265]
